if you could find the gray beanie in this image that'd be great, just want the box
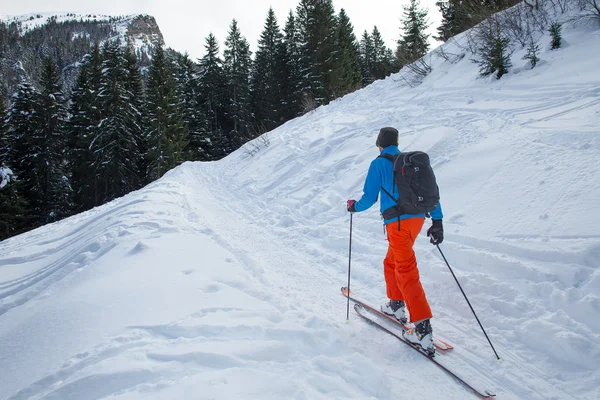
[376,127,399,148]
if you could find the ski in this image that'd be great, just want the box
[354,303,496,399]
[341,286,453,351]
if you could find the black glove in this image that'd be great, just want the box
[347,200,357,212]
[427,219,444,245]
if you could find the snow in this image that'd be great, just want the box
[1,9,600,400]
[0,167,13,189]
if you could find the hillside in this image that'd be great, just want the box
[1,6,599,400]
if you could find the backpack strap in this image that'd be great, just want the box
[377,154,405,227]
[377,154,394,162]
[377,154,397,202]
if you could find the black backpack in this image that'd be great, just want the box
[378,151,440,219]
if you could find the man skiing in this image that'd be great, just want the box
[347,127,444,355]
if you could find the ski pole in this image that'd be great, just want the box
[436,244,501,360]
[346,213,353,322]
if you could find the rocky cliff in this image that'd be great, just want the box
[0,13,165,98]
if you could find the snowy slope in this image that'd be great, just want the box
[1,10,600,400]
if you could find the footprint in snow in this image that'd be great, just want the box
[128,241,149,255]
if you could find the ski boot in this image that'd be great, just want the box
[381,300,408,324]
[403,319,435,356]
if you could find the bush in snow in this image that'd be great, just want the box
[523,37,541,67]
[301,95,318,114]
[397,56,433,88]
[473,18,514,79]
[549,22,562,49]
[242,131,271,158]
[435,44,466,64]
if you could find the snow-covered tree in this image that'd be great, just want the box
[68,43,103,211]
[223,19,252,146]
[197,33,228,160]
[296,0,338,106]
[145,45,188,181]
[3,56,72,224]
[251,8,286,132]
[37,56,73,221]
[0,92,28,239]
[0,165,29,240]
[93,40,142,202]
[172,52,203,160]
[4,82,41,221]
[0,91,9,166]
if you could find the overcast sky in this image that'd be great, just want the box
[3,0,442,60]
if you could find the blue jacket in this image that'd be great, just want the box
[354,145,443,224]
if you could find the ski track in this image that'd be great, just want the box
[1,19,600,400]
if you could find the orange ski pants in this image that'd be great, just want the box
[384,218,432,323]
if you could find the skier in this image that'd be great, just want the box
[347,127,444,355]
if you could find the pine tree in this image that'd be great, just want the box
[0,91,9,167]
[386,48,401,75]
[332,9,362,97]
[172,52,203,159]
[435,0,475,42]
[315,0,339,101]
[475,21,512,79]
[0,93,28,238]
[37,56,73,221]
[4,60,71,226]
[197,33,227,160]
[295,0,338,105]
[251,8,286,132]
[359,31,375,86]
[93,40,142,202]
[436,0,519,41]
[123,47,146,186]
[223,19,252,148]
[282,10,303,120]
[549,22,562,50]
[397,0,431,66]
[435,1,456,42]
[0,165,29,240]
[295,0,314,105]
[69,43,103,211]
[371,26,394,80]
[4,81,42,222]
[145,45,188,181]
[523,37,540,68]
